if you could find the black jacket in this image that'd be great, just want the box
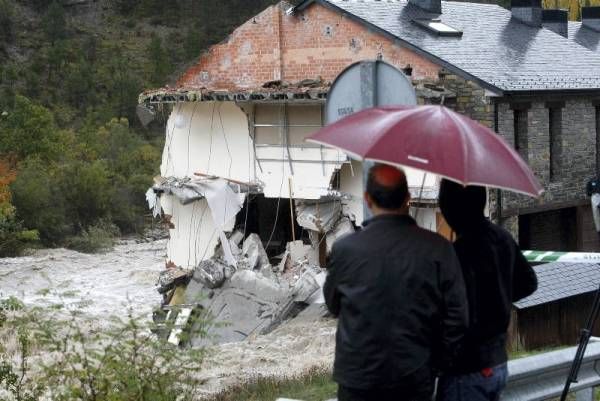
[324,214,468,389]
[449,219,537,373]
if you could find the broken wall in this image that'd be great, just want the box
[160,102,251,267]
[162,102,254,183]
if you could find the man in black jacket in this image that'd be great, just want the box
[324,164,469,401]
[437,179,538,401]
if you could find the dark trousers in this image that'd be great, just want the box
[338,364,434,401]
[436,363,508,401]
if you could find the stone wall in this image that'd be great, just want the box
[496,98,597,216]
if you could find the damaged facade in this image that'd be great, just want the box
[141,0,600,343]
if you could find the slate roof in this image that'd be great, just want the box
[568,21,600,53]
[295,0,600,93]
[514,262,600,309]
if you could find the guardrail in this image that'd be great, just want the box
[277,342,600,401]
[502,342,600,401]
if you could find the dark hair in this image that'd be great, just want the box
[439,179,486,233]
[366,164,409,209]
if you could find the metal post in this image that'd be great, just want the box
[360,61,377,221]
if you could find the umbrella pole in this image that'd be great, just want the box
[414,173,427,222]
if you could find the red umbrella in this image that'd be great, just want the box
[307,105,543,197]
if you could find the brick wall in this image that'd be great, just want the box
[177,2,441,90]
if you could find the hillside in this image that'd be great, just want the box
[0,0,286,255]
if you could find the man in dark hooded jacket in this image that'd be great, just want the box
[437,179,538,401]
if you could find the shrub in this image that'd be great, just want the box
[0,301,208,401]
[10,158,70,245]
[65,220,119,253]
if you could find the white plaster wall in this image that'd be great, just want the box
[162,102,253,183]
[256,146,345,199]
[410,207,437,232]
[161,194,237,268]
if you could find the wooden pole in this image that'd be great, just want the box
[288,177,296,242]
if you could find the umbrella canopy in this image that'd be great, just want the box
[307,105,543,197]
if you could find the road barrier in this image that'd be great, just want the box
[502,342,600,401]
[277,342,600,401]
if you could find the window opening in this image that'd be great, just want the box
[513,109,529,162]
[412,19,463,36]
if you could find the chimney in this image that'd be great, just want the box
[511,0,543,27]
[582,7,600,32]
[409,0,441,14]
[542,9,568,37]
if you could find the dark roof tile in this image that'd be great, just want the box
[514,262,600,309]
[316,0,600,92]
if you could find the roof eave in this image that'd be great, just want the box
[292,0,318,12]
[503,88,600,97]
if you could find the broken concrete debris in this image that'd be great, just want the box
[242,233,270,270]
[156,267,193,294]
[148,165,361,345]
[153,215,355,346]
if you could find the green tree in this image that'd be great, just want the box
[10,157,69,245]
[59,159,114,229]
[0,96,60,161]
[0,0,14,47]
[147,35,171,86]
[42,1,67,45]
[99,48,142,123]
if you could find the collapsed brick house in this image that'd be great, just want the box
[141,0,600,280]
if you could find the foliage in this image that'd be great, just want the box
[0,159,38,257]
[0,301,208,401]
[42,1,67,45]
[0,96,60,162]
[0,0,14,47]
[65,220,119,253]
[10,157,69,245]
[0,0,306,254]
[147,35,171,87]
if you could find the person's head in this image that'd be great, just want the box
[365,164,410,215]
[438,179,487,234]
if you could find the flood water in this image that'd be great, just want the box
[0,239,166,319]
[0,239,336,395]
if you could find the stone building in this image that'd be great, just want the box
[141,0,600,276]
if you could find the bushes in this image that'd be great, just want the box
[65,220,119,253]
[0,301,208,401]
[5,104,162,253]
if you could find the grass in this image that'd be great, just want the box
[204,346,577,401]
[509,345,569,360]
[207,367,337,401]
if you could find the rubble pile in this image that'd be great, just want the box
[155,216,352,346]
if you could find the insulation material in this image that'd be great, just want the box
[161,194,234,269]
[161,102,254,183]
[145,188,161,217]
